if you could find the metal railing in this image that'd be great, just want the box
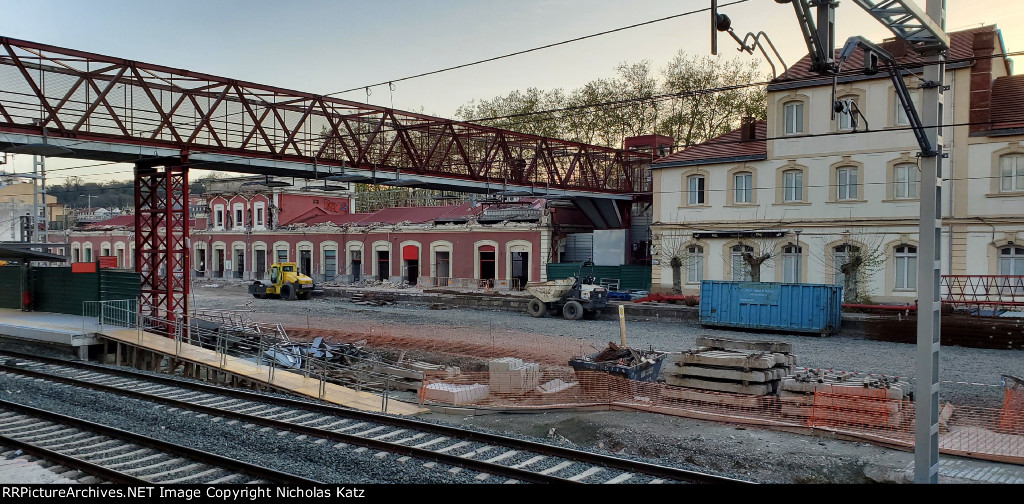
[81,300,399,411]
[941,275,1024,313]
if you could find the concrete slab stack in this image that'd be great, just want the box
[662,337,797,396]
[422,383,489,406]
[779,369,909,427]
[488,357,540,394]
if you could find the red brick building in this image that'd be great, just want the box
[68,189,564,289]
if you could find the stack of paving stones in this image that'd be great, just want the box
[779,369,910,427]
[663,337,797,396]
[421,382,490,406]
[488,357,540,394]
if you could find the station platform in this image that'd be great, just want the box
[0,309,101,357]
[0,308,426,416]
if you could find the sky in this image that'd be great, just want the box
[1,0,1021,186]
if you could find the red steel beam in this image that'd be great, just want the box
[0,36,650,194]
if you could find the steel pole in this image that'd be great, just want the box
[915,0,946,485]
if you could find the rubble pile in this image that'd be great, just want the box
[779,369,910,427]
[663,337,797,396]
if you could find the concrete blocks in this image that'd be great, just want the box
[536,379,577,395]
[488,357,539,394]
[696,337,792,354]
[422,383,489,406]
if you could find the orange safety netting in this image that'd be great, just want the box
[421,370,1024,465]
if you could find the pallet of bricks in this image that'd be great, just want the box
[662,337,796,397]
[779,369,910,428]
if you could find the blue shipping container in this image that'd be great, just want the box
[699,281,843,335]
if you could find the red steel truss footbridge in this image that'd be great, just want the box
[0,37,651,321]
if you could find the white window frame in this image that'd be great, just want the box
[782,245,801,283]
[895,91,921,126]
[686,245,703,284]
[783,170,803,202]
[687,175,705,205]
[784,101,803,135]
[730,245,753,281]
[837,167,858,200]
[214,205,224,229]
[837,96,856,132]
[1001,154,1024,192]
[254,202,266,228]
[893,245,917,291]
[734,172,752,204]
[233,203,245,230]
[894,163,920,199]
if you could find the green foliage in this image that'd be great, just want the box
[456,52,766,148]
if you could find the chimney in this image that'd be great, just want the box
[970,30,996,133]
[740,117,756,141]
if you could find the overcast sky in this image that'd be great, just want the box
[1,0,1021,185]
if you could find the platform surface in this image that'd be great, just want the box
[0,309,101,347]
[100,327,427,416]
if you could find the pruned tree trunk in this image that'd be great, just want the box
[742,252,770,283]
[670,256,683,294]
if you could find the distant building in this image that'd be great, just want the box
[67,187,601,289]
[649,26,1024,302]
[0,182,67,240]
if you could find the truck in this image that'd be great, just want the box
[248,262,315,300]
[525,275,608,320]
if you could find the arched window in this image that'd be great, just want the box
[894,245,917,291]
[999,246,1024,295]
[730,245,753,281]
[834,244,861,300]
[1000,154,1024,192]
[782,245,802,283]
[686,245,703,284]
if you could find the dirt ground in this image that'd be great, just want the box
[191,283,1023,483]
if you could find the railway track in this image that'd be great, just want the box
[0,399,319,485]
[0,350,751,484]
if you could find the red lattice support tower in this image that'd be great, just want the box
[134,154,190,328]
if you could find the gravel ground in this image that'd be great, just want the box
[194,284,1022,408]
[0,371,481,484]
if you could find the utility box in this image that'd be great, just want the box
[699,281,843,336]
[592,229,627,266]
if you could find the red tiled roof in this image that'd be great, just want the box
[990,74,1024,131]
[292,202,483,227]
[82,215,134,229]
[651,121,766,168]
[82,216,200,230]
[773,26,995,84]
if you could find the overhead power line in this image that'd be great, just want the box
[325,0,751,97]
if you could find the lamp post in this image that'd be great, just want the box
[80,194,95,215]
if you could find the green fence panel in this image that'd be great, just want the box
[32,267,100,315]
[99,270,141,302]
[545,263,652,291]
[619,265,652,291]
[0,266,23,309]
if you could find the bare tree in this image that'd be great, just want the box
[807,228,886,303]
[657,232,704,294]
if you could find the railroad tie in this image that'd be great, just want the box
[510,456,546,469]
[568,467,604,482]
[538,461,573,476]
[602,472,634,484]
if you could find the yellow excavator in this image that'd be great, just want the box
[248,262,315,300]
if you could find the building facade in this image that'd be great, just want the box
[68,188,560,290]
[649,26,1024,303]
